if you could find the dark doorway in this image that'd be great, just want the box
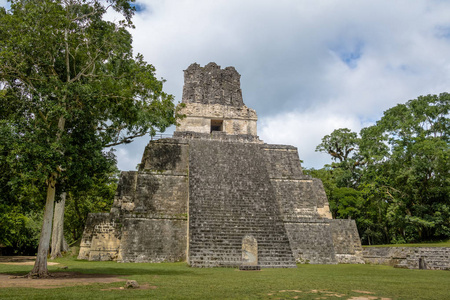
[211,120,223,132]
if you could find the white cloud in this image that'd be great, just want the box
[111,128,176,171]
[113,147,139,171]
[109,0,450,169]
[259,109,362,168]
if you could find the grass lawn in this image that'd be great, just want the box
[1,257,449,300]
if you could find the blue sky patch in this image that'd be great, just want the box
[385,63,419,76]
[435,25,450,39]
[330,39,364,69]
[130,2,146,13]
[0,1,11,10]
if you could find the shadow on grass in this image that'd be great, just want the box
[1,259,198,277]
[59,266,196,276]
[3,267,196,277]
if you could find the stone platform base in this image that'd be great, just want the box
[363,247,449,270]
[239,265,261,271]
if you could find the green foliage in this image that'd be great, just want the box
[0,207,42,254]
[0,121,45,253]
[315,128,360,163]
[0,0,177,176]
[64,170,118,245]
[313,93,449,245]
[315,128,364,188]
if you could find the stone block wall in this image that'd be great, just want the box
[139,139,189,174]
[78,213,121,261]
[262,144,342,264]
[262,144,304,178]
[176,103,258,136]
[173,131,261,143]
[285,221,337,264]
[182,62,244,107]
[331,219,365,264]
[111,172,188,216]
[115,139,189,263]
[133,173,188,215]
[118,216,187,263]
[111,140,189,217]
[78,139,189,263]
[272,179,320,219]
[264,145,316,219]
[363,247,450,270]
[313,179,332,219]
[262,144,331,220]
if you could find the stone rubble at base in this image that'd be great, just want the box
[78,63,365,267]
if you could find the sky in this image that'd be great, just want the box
[2,0,450,170]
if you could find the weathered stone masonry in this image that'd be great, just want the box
[79,62,364,267]
[363,247,450,270]
[188,140,296,267]
[78,139,189,263]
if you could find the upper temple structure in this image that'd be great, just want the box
[175,62,258,140]
[78,62,364,267]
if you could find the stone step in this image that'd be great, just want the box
[188,140,296,268]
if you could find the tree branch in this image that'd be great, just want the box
[104,132,149,147]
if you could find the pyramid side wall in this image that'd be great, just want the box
[263,144,337,264]
[117,140,189,262]
[78,139,189,263]
[118,217,187,263]
[284,221,337,264]
[331,219,365,263]
[77,213,121,261]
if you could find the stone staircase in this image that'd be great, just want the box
[188,140,296,268]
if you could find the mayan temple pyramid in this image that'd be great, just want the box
[78,62,364,267]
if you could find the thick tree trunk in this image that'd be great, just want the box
[28,116,65,278]
[50,192,68,259]
[28,176,57,278]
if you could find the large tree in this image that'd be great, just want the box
[315,128,363,188]
[0,0,178,277]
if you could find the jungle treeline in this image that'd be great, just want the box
[306,93,449,245]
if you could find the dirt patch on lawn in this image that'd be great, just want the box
[266,289,391,300]
[0,256,36,262]
[100,284,157,291]
[0,256,58,266]
[0,272,128,289]
[0,256,152,290]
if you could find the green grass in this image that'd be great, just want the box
[1,257,449,299]
[363,239,450,248]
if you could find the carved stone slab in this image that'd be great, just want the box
[242,235,258,266]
